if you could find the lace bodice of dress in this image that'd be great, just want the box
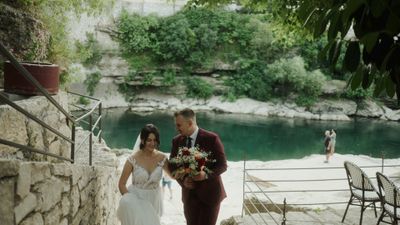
[127,156,166,189]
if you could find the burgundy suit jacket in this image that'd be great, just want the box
[169,128,227,206]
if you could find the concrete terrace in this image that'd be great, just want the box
[161,192,386,225]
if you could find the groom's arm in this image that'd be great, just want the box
[206,134,227,179]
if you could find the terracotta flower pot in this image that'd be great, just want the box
[4,61,60,96]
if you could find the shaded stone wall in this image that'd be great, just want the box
[0,160,119,225]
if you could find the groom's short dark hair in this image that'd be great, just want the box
[174,108,196,121]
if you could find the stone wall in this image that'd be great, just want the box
[0,91,121,225]
[0,92,71,162]
[0,160,119,225]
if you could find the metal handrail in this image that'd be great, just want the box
[245,174,283,225]
[0,138,73,162]
[0,41,102,165]
[68,91,103,166]
[75,101,101,122]
[0,92,73,143]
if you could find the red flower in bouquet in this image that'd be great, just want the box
[170,146,215,178]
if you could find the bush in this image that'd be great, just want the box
[343,87,373,100]
[84,71,102,96]
[78,96,90,105]
[302,70,326,97]
[185,77,214,99]
[117,10,159,55]
[75,32,102,67]
[267,56,307,97]
[266,57,325,105]
[157,14,195,62]
[161,69,177,86]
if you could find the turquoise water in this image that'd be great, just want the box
[100,108,400,161]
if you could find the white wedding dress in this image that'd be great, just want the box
[117,155,166,225]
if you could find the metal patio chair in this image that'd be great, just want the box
[342,161,380,225]
[376,172,400,225]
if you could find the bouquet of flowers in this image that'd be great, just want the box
[169,145,215,178]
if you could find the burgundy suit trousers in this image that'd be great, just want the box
[183,191,221,225]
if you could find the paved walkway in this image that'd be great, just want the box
[161,187,186,225]
[156,182,386,225]
[160,189,385,225]
[235,207,384,225]
[161,193,386,225]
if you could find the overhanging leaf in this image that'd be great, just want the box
[369,0,386,18]
[386,12,400,34]
[373,77,384,97]
[380,46,397,72]
[341,20,352,39]
[313,10,332,38]
[302,8,318,27]
[360,32,379,53]
[385,75,395,97]
[362,68,372,89]
[319,39,335,61]
[343,41,360,72]
[328,40,342,67]
[328,11,342,41]
[342,0,365,22]
[351,65,364,89]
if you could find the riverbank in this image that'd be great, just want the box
[115,150,400,224]
[70,82,400,121]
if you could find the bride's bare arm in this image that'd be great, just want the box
[118,161,133,195]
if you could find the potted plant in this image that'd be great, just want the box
[4,61,60,95]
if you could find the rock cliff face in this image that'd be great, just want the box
[0,3,50,61]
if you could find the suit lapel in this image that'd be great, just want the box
[195,128,204,147]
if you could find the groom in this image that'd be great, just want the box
[169,108,227,225]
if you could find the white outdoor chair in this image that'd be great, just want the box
[376,172,400,225]
[342,161,380,225]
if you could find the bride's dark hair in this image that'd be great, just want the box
[140,124,160,149]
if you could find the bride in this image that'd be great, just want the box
[117,124,171,225]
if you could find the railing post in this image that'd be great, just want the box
[71,123,75,163]
[89,114,93,166]
[282,198,287,225]
[242,156,246,217]
[381,151,385,173]
[98,102,102,143]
